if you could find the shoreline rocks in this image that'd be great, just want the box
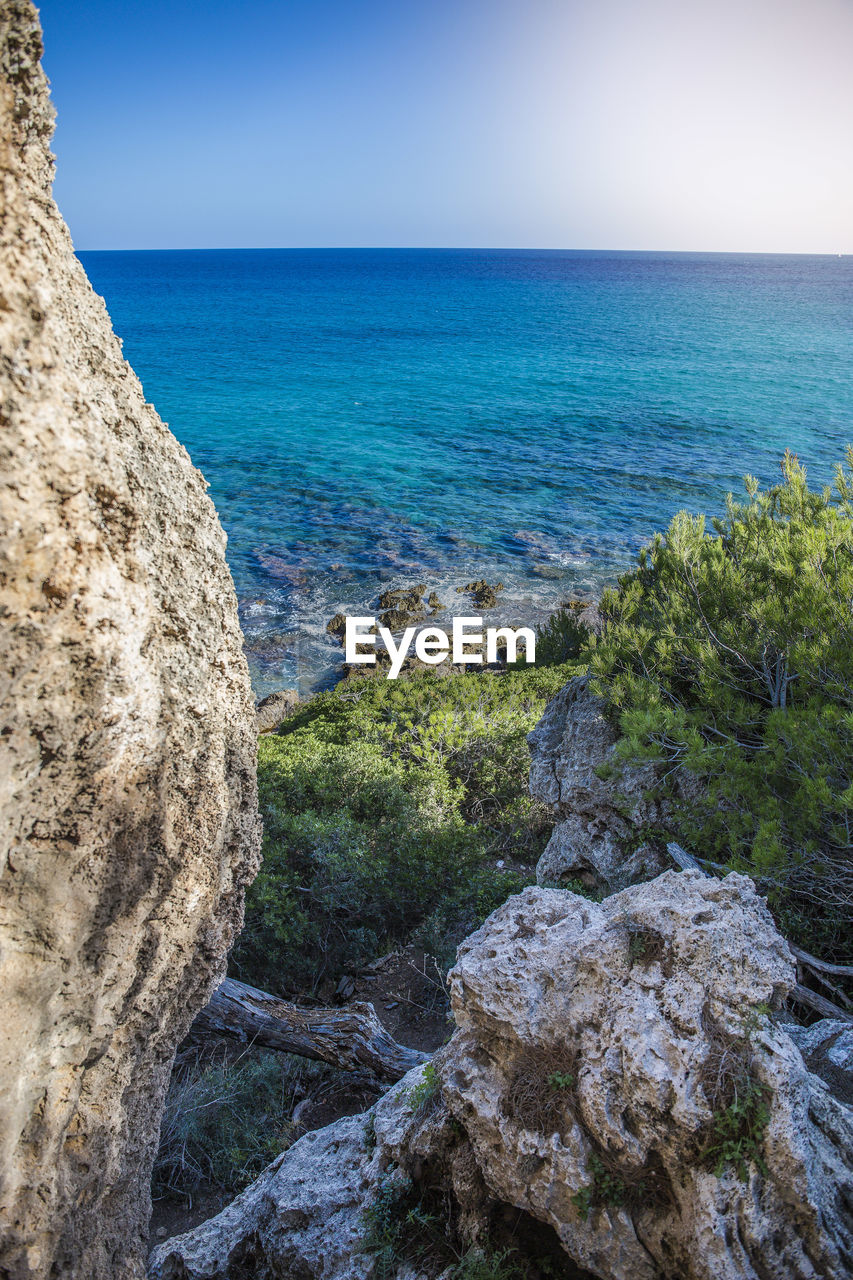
[256,688,299,733]
[456,578,505,609]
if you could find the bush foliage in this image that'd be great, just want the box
[534,606,591,666]
[232,664,578,996]
[153,1050,323,1200]
[589,449,853,964]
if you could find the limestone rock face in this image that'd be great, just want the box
[783,1019,853,1107]
[444,874,852,1280]
[150,1113,377,1280]
[149,874,853,1280]
[0,5,261,1277]
[528,675,670,891]
[150,1065,498,1280]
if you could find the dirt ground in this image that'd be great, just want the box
[347,945,452,1052]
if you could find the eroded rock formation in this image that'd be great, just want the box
[528,674,674,891]
[0,4,261,1276]
[150,872,853,1280]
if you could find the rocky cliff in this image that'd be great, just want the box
[0,4,261,1276]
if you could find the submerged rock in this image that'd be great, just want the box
[377,583,428,631]
[379,605,427,632]
[378,583,427,612]
[149,872,853,1280]
[0,4,261,1276]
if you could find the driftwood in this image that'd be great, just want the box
[667,843,853,1025]
[666,842,703,872]
[192,976,430,1083]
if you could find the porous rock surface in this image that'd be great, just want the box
[149,872,853,1280]
[528,675,672,891]
[0,4,261,1276]
[150,1113,378,1280]
[443,873,852,1280]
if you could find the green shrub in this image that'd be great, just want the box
[454,1248,523,1280]
[406,1062,441,1115]
[412,863,537,974]
[362,1173,535,1280]
[535,606,592,666]
[700,1076,770,1181]
[152,1050,325,1200]
[361,1173,455,1280]
[232,664,580,995]
[589,449,853,968]
[698,1007,772,1181]
[570,1154,626,1220]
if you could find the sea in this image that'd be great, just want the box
[77,248,853,696]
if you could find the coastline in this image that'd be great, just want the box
[243,564,605,696]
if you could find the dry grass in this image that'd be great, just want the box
[502,1046,579,1136]
[697,1015,753,1113]
[625,922,672,975]
[694,1008,771,1179]
[598,1146,673,1213]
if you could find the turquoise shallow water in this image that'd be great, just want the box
[78,248,853,694]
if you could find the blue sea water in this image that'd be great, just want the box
[78,248,853,695]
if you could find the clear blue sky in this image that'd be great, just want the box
[37,0,853,253]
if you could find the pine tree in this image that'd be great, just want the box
[590,449,853,965]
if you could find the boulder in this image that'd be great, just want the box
[0,5,261,1276]
[528,675,671,891]
[442,872,853,1279]
[150,1113,377,1280]
[149,872,853,1280]
[782,1019,853,1107]
[256,688,299,733]
[456,579,504,609]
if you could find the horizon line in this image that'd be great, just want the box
[74,244,849,257]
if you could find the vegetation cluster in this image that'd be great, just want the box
[362,1168,584,1280]
[155,449,853,1239]
[152,1046,362,1201]
[231,662,580,996]
[589,450,853,977]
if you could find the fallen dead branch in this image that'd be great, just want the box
[192,977,430,1083]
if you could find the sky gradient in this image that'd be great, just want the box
[37,0,853,253]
